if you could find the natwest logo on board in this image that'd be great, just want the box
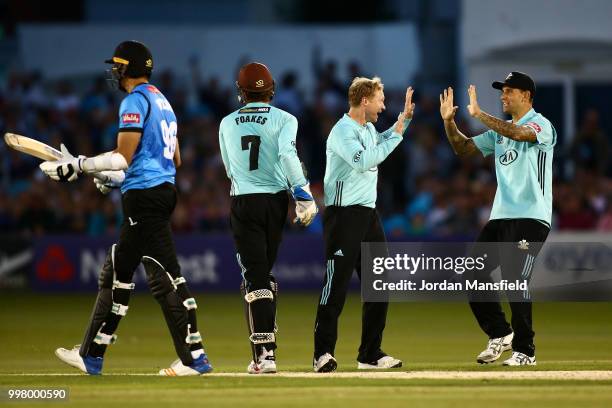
[36,245,75,283]
[79,249,220,286]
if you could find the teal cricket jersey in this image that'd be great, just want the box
[324,114,410,208]
[218,102,307,196]
[472,108,556,225]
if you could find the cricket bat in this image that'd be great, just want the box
[4,132,109,182]
[4,132,64,161]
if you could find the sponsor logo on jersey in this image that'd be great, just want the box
[499,149,518,165]
[238,107,271,114]
[525,122,542,133]
[496,135,504,144]
[122,113,141,124]
[147,85,160,94]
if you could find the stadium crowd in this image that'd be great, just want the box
[1,60,611,238]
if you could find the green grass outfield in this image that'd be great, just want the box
[1,292,611,407]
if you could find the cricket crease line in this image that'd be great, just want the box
[2,371,612,380]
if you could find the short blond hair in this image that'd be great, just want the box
[348,76,384,107]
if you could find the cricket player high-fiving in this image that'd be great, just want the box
[41,40,213,376]
[440,72,556,366]
[313,77,414,373]
[218,62,317,374]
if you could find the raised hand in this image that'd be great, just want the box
[403,86,415,119]
[394,86,415,134]
[439,87,458,121]
[467,85,481,117]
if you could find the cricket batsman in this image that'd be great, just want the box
[40,40,213,376]
[218,62,318,374]
[440,72,556,365]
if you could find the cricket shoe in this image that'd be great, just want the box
[159,353,213,376]
[357,355,402,370]
[247,347,277,374]
[477,332,514,364]
[313,353,337,373]
[55,345,103,375]
[503,352,536,366]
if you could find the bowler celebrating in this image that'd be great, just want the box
[313,77,414,372]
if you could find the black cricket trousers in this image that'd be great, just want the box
[468,218,550,357]
[230,191,289,352]
[314,205,389,364]
[114,182,181,280]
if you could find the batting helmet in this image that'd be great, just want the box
[236,62,275,102]
[105,40,153,91]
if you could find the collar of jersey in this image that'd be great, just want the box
[343,113,368,129]
[130,82,150,93]
[515,108,536,126]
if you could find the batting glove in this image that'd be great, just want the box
[291,183,318,227]
[93,170,125,194]
[39,144,84,182]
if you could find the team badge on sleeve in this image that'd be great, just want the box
[122,113,141,124]
[525,122,542,133]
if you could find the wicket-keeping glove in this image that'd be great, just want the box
[39,144,84,182]
[93,170,125,194]
[291,183,318,227]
